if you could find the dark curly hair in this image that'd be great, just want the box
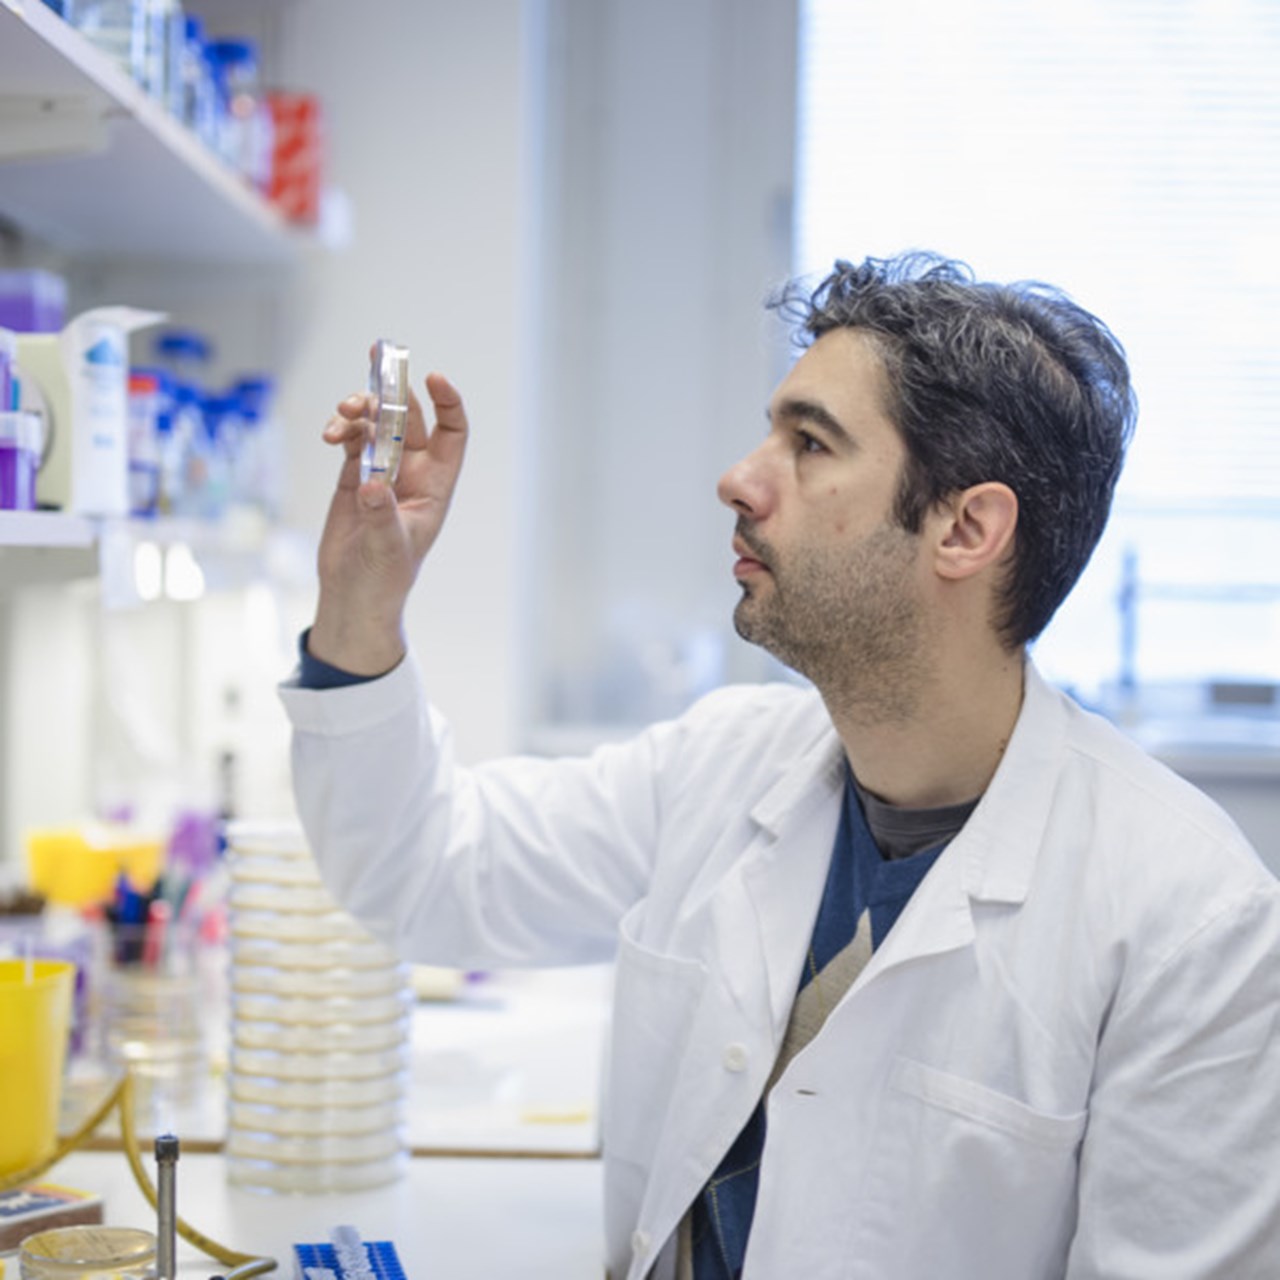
[770,252,1137,649]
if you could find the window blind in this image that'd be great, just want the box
[794,0,1280,692]
[794,0,1280,507]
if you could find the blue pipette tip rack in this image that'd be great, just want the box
[293,1227,406,1280]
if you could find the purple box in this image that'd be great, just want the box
[0,326,13,411]
[0,269,69,334]
[0,411,41,510]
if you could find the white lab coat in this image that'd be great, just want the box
[281,659,1280,1280]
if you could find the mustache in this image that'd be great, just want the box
[735,520,772,566]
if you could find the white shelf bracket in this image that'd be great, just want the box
[0,94,107,162]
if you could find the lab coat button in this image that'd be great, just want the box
[631,1229,650,1256]
[723,1042,749,1072]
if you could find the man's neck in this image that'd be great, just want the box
[825,649,1026,809]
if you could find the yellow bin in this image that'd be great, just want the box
[0,959,75,1179]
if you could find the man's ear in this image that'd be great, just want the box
[932,482,1018,581]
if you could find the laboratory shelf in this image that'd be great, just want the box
[0,0,314,263]
[0,509,97,589]
[0,508,95,547]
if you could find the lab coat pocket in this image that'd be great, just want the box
[890,1057,1087,1150]
[601,904,707,1169]
[860,1057,1086,1276]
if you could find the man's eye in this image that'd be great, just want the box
[797,430,825,454]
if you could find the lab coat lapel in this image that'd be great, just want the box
[634,728,846,1257]
[730,730,847,1036]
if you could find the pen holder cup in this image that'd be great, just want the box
[0,959,75,1179]
[88,919,211,1124]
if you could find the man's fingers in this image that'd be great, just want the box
[401,373,468,465]
[423,371,469,466]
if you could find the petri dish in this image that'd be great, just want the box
[227,1149,408,1193]
[230,935,397,971]
[228,1097,405,1137]
[19,1226,156,1280]
[230,1068,407,1108]
[227,881,337,913]
[232,1015,408,1054]
[232,989,411,1026]
[231,1043,412,1081]
[229,910,373,944]
[226,1125,403,1164]
[231,963,408,999]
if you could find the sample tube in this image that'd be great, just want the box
[360,340,410,486]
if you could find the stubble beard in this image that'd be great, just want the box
[733,522,927,725]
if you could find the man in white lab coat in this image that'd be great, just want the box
[280,253,1280,1279]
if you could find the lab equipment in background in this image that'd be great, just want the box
[224,822,412,1193]
[92,910,209,1131]
[0,411,43,511]
[136,0,183,109]
[17,1225,157,1280]
[177,15,218,149]
[195,391,235,519]
[153,1133,177,1280]
[24,824,164,912]
[231,376,282,518]
[164,380,205,516]
[361,341,410,486]
[294,1227,407,1280]
[266,91,324,225]
[1,325,16,409]
[126,370,163,517]
[206,38,274,193]
[0,271,68,335]
[62,0,147,84]
[15,307,165,516]
[0,1184,105,1253]
[150,328,211,392]
[0,959,75,1180]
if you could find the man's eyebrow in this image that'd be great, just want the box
[768,396,854,445]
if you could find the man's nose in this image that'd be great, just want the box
[717,447,771,517]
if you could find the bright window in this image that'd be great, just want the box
[794,0,1280,709]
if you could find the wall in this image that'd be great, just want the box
[527,0,799,737]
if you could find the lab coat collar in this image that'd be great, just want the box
[842,659,1068,992]
[731,659,1067,1027]
[954,659,1066,906]
[731,716,849,1035]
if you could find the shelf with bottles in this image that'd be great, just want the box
[0,0,324,263]
[0,509,315,602]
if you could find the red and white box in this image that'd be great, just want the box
[266,91,324,226]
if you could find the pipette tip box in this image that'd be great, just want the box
[292,1236,405,1280]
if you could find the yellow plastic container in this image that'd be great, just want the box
[24,828,163,909]
[0,959,75,1179]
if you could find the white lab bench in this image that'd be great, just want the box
[64,965,612,1160]
[48,1147,605,1278]
[32,965,612,1276]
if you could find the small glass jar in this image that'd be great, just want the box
[19,1225,157,1280]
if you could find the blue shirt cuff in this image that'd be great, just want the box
[295,628,379,689]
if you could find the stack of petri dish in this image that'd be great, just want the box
[223,822,412,1192]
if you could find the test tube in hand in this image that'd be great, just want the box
[360,340,410,486]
